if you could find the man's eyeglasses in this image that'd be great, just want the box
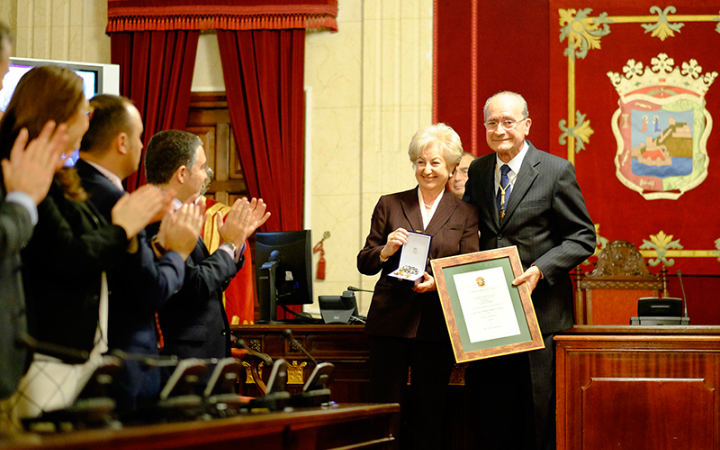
[484,118,528,131]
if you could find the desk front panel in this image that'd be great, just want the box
[232,325,371,400]
[556,334,720,450]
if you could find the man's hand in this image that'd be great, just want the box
[2,122,69,205]
[380,227,409,260]
[218,197,271,248]
[162,203,203,260]
[111,185,173,239]
[413,272,436,293]
[512,265,542,293]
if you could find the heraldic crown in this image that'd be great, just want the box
[607,53,718,98]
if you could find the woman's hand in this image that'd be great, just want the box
[380,227,409,260]
[413,272,436,293]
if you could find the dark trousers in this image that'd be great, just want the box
[110,356,161,413]
[467,333,557,450]
[368,335,455,450]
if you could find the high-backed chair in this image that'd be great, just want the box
[575,240,668,325]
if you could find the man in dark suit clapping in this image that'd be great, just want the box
[463,91,596,450]
[76,95,202,412]
[143,130,269,365]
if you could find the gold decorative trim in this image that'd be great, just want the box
[242,361,264,384]
[287,360,307,385]
[558,6,720,162]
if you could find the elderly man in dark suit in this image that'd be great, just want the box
[463,91,595,450]
[143,130,269,364]
[76,95,201,412]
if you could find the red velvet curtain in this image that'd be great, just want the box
[216,29,305,233]
[216,29,305,320]
[110,30,200,191]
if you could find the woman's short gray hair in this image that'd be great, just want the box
[408,123,463,169]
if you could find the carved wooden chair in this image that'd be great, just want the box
[575,240,668,325]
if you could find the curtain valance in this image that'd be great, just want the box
[107,0,338,32]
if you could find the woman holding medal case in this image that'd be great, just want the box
[357,123,479,450]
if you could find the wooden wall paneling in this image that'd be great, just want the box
[186,92,248,206]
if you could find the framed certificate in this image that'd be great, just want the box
[430,246,544,363]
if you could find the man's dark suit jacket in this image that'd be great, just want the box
[463,141,595,450]
[145,220,244,361]
[463,141,596,334]
[0,193,33,398]
[358,187,479,342]
[75,158,186,410]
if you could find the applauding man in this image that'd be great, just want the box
[144,130,270,363]
[77,95,202,411]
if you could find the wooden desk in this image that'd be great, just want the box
[232,324,473,449]
[2,403,398,450]
[555,326,720,450]
[231,324,371,400]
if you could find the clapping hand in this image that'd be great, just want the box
[112,185,173,239]
[2,121,69,205]
[158,203,203,260]
[218,197,271,247]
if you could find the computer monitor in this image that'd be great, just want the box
[0,57,120,166]
[255,230,314,323]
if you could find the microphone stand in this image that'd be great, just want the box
[282,330,335,407]
[677,270,690,325]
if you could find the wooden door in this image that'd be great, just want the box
[186,92,248,203]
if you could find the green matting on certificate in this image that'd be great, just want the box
[431,246,544,363]
[441,257,531,352]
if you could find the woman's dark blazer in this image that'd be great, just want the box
[357,187,479,342]
[21,180,128,359]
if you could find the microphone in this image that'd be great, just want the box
[282,329,317,365]
[16,332,90,364]
[236,339,273,366]
[677,270,689,319]
[347,286,374,293]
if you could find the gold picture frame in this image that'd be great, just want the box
[431,246,544,363]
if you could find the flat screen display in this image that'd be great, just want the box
[0,62,101,166]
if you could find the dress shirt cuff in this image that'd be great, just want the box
[6,191,38,225]
[219,241,246,263]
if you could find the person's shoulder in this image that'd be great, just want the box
[74,158,97,178]
[471,152,494,166]
[466,153,494,176]
[451,194,478,215]
[379,188,416,203]
[528,143,573,169]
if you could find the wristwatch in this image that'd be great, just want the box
[223,241,238,257]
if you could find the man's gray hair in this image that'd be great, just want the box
[483,91,529,120]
